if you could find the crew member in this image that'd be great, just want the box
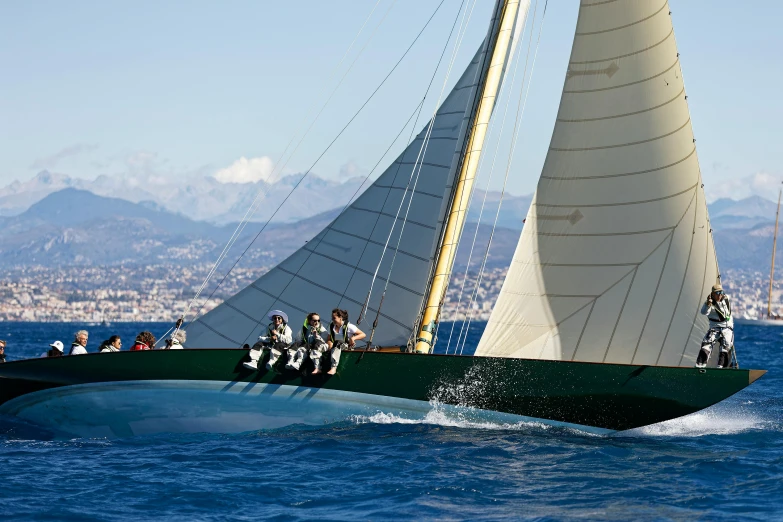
[0,340,6,363]
[315,308,365,375]
[697,283,734,368]
[42,340,64,358]
[99,336,122,353]
[165,330,186,349]
[243,310,292,371]
[286,312,328,371]
[69,330,89,355]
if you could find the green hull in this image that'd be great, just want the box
[0,350,765,432]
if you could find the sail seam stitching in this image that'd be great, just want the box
[535,181,697,208]
[370,184,444,199]
[350,206,436,230]
[542,147,696,180]
[601,267,638,362]
[658,189,699,365]
[536,226,673,237]
[571,301,596,361]
[248,284,310,316]
[550,117,690,151]
[298,247,425,296]
[576,1,668,36]
[631,190,697,363]
[569,28,673,64]
[557,86,684,122]
[274,267,412,329]
[222,301,261,323]
[679,217,712,365]
[327,227,431,262]
[197,320,243,346]
[564,59,679,93]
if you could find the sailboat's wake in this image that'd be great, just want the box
[623,407,777,438]
[350,402,603,436]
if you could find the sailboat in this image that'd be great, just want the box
[0,0,766,437]
[736,185,783,325]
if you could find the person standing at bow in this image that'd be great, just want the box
[697,284,734,368]
[243,310,293,371]
[286,312,328,371]
[69,330,89,355]
[314,308,365,375]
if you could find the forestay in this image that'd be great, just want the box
[477,1,719,366]
[186,41,494,349]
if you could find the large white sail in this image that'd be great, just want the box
[186,40,497,349]
[477,1,719,367]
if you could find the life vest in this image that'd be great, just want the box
[329,322,349,345]
[710,296,732,323]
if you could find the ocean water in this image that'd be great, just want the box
[0,321,780,521]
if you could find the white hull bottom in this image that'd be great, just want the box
[0,380,613,438]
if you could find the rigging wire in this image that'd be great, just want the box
[442,0,536,355]
[357,0,476,329]
[175,0,387,334]
[237,98,426,346]
[458,0,549,356]
[187,0,449,335]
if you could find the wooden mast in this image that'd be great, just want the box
[414,0,520,353]
[767,185,782,318]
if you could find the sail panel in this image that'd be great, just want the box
[185,43,491,349]
[477,2,718,366]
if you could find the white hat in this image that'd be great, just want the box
[50,341,64,352]
[267,309,289,323]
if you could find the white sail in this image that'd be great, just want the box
[476,1,719,367]
[186,41,496,349]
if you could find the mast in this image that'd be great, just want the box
[414,0,521,353]
[768,186,782,318]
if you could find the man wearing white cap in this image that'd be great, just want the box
[243,310,293,371]
[697,283,734,368]
[41,341,65,358]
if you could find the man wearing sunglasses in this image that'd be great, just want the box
[696,283,734,368]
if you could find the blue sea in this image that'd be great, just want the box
[0,321,780,521]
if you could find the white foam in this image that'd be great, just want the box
[352,405,557,433]
[625,409,773,437]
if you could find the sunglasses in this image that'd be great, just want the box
[310,319,320,324]
[273,316,283,321]
[714,291,723,295]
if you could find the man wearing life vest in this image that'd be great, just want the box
[696,283,734,368]
[243,310,293,371]
[285,312,328,371]
[313,308,365,375]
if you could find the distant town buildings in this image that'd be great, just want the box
[0,265,778,322]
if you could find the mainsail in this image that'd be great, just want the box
[477,1,719,367]
[186,35,501,349]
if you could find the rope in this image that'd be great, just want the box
[459,0,548,356]
[173,0,387,335]
[443,0,535,355]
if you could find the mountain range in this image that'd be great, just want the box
[0,170,367,224]
[0,179,780,274]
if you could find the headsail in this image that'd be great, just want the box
[186,40,495,349]
[477,1,719,367]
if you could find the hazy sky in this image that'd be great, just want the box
[1,0,781,200]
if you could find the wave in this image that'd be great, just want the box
[624,407,777,438]
[350,402,601,436]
